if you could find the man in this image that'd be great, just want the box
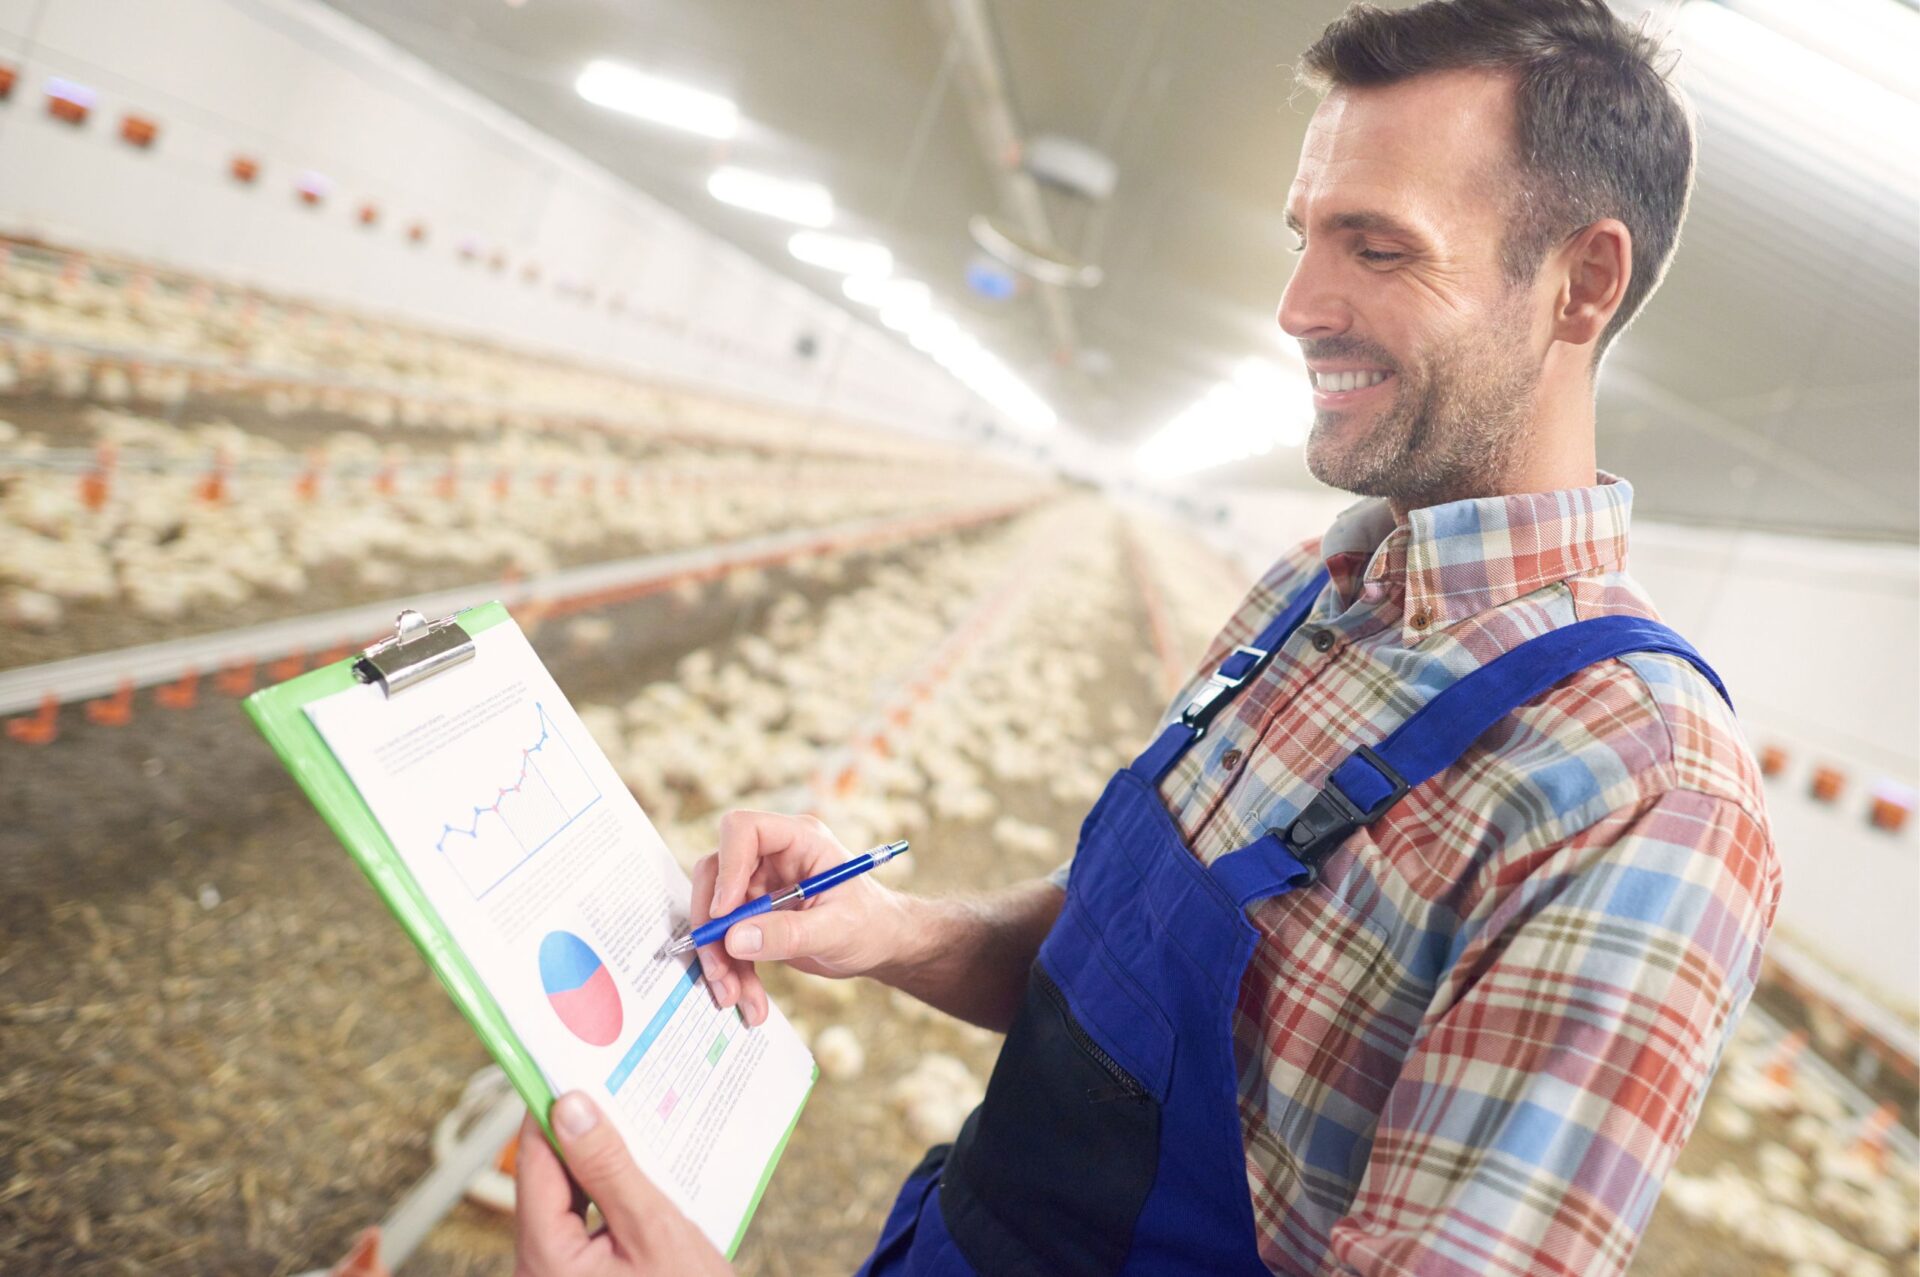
[513,1,1780,1273]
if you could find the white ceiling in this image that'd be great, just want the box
[321,0,1920,541]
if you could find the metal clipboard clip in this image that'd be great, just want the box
[354,609,476,696]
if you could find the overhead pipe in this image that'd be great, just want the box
[934,0,1081,361]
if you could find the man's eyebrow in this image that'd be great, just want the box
[1286,208,1424,240]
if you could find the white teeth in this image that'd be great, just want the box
[1316,370,1388,392]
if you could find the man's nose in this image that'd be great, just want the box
[1276,248,1349,341]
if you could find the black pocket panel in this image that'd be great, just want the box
[941,964,1161,1277]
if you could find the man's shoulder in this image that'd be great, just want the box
[1565,571,1768,823]
[1467,652,1771,879]
[1448,574,1772,858]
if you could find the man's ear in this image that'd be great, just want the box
[1552,218,1632,349]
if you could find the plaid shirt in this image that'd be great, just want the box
[1076,473,1780,1276]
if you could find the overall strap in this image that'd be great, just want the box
[1128,567,1332,785]
[1283,615,1733,869]
[1209,831,1313,908]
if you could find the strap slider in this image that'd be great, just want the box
[1179,644,1270,738]
[1285,744,1409,867]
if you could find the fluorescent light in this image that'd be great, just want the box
[878,282,932,332]
[1233,359,1311,446]
[881,279,931,311]
[837,274,1054,430]
[574,61,737,139]
[1135,358,1313,475]
[707,166,834,227]
[906,312,958,355]
[847,277,929,326]
[931,336,1054,432]
[788,231,892,276]
[929,329,982,372]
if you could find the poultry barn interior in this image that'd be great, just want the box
[0,1,1915,1274]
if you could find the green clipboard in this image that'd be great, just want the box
[242,600,811,1259]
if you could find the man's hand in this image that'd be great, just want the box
[514,1092,732,1277]
[689,810,917,1026]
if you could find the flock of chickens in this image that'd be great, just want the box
[0,240,1912,1275]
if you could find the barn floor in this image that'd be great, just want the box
[4,543,1915,1277]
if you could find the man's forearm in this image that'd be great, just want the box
[871,879,1063,1032]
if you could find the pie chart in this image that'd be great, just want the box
[538,931,623,1047]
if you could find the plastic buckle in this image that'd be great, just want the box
[1283,744,1410,873]
[1178,644,1269,738]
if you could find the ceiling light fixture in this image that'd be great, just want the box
[1135,358,1313,476]
[788,231,892,276]
[905,312,959,356]
[707,166,834,227]
[841,274,891,306]
[574,60,738,140]
[836,275,1053,430]
[842,276,927,316]
[928,334,1055,432]
[878,282,932,333]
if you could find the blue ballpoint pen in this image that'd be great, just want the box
[661,839,910,959]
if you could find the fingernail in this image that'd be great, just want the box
[730,924,762,955]
[553,1092,600,1139]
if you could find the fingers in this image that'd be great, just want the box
[712,810,830,914]
[711,810,767,914]
[703,810,852,1021]
[689,853,718,930]
[735,965,768,1027]
[513,1112,588,1269]
[548,1092,666,1246]
[688,855,740,1009]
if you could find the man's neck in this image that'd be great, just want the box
[1387,390,1600,525]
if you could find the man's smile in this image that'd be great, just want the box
[1309,366,1396,404]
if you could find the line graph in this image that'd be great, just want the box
[433,702,600,898]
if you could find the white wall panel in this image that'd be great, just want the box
[0,0,983,438]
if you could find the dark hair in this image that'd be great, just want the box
[1299,0,1694,359]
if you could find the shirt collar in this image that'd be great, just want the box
[1318,471,1634,642]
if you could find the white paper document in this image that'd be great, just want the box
[305,618,814,1252]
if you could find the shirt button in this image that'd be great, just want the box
[1221,748,1243,770]
[1410,611,1432,631]
[1311,629,1337,652]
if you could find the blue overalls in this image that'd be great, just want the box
[857,567,1731,1277]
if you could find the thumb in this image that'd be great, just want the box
[549,1091,665,1243]
[723,907,823,964]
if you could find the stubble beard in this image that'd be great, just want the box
[1304,300,1541,513]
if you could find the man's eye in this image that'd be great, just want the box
[1358,249,1402,263]
[1288,239,1306,255]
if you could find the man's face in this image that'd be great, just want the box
[1278,70,1549,510]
